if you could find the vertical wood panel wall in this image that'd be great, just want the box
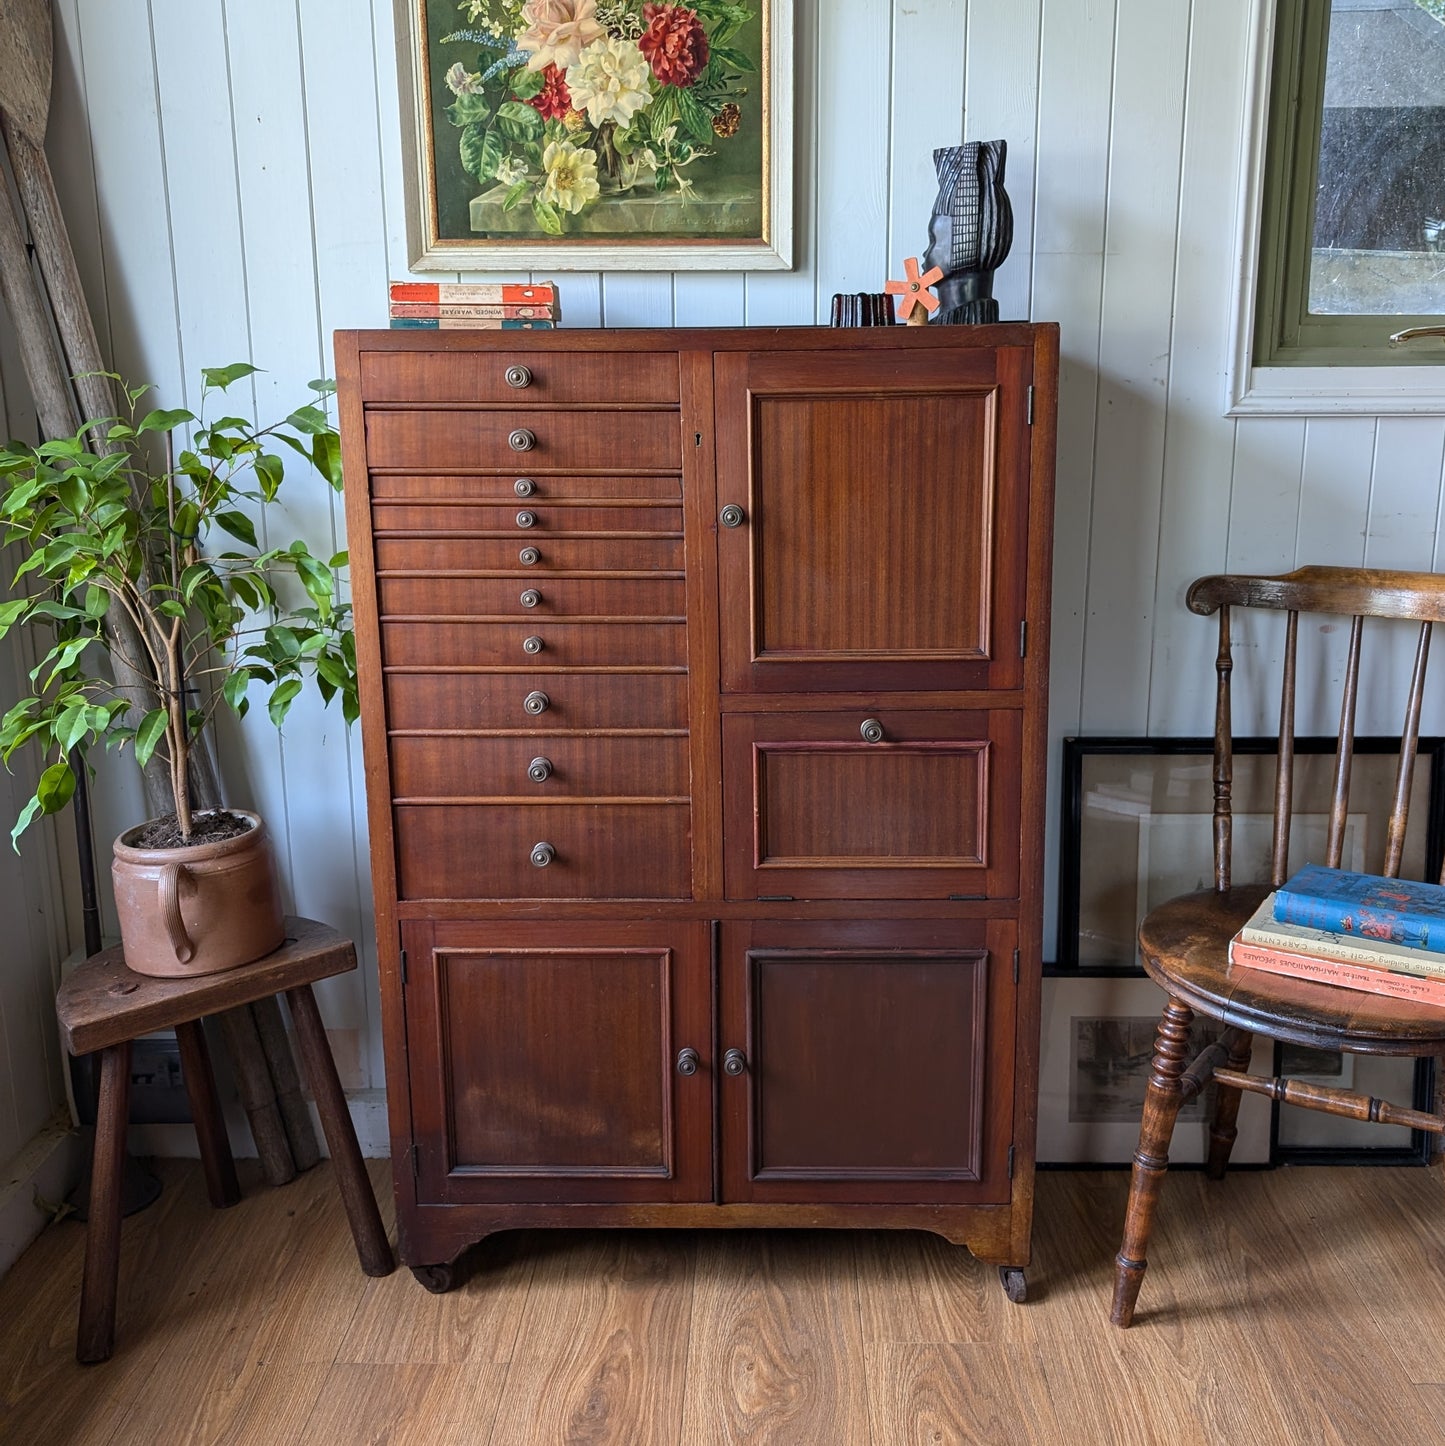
[3,0,1443,1121]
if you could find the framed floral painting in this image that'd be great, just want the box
[395,0,793,270]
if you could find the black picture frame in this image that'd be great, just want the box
[1051,735,1445,1166]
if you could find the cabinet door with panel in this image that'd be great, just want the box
[403,920,713,1205]
[714,344,1036,694]
[716,918,1019,1205]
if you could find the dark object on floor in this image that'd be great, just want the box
[922,140,1014,324]
[55,917,394,1363]
[1110,566,1445,1329]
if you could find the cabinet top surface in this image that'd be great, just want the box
[335,322,1059,356]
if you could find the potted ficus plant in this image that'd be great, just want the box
[0,362,357,977]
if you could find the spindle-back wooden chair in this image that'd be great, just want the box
[1111,566,1445,1328]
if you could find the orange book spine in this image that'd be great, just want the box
[1229,938,1445,1008]
[388,282,555,305]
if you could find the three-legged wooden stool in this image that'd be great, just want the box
[55,917,394,1362]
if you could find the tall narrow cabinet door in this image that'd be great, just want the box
[403,920,713,1204]
[717,919,1018,1205]
[714,341,1035,694]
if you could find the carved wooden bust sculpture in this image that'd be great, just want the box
[923,140,1014,325]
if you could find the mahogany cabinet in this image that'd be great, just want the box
[335,324,1058,1294]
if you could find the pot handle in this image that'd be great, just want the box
[158,862,195,964]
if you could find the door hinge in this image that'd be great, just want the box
[1026,385,1035,425]
[1007,1144,1016,1179]
[1012,948,1020,985]
[1019,620,1027,658]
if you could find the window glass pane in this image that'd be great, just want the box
[1310,0,1445,315]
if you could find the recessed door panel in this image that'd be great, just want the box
[723,710,1022,900]
[405,920,711,1204]
[715,346,1034,692]
[718,919,1017,1205]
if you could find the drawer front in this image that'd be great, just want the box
[372,502,682,534]
[723,710,1022,900]
[390,733,689,800]
[380,620,685,669]
[359,350,679,404]
[385,670,688,731]
[377,574,685,618]
[370,473,683,502]
[374,535,684,573]
[365,409,680,471]
[394,803,691,899]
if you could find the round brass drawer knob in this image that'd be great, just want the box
[519,546,540,566]
[514,477,536,497]
[523,690,550,715]
[527,757,553,783]
[719,503,745,529]
[520,589,541,609]
[860,718,885,743]
[505,365,532,389]
[723,1048,747,1076]
[530,841,555,868]
[516,510,537,528]
[509,428,536,452]
[522,635,544,655]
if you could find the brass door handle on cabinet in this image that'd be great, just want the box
[514,477,536,496]
[519,546,540,566]
[723,1048,746,1076]
[523,690,550,715]
[522,635,544,655]
[509,428,536,452]
[529,841,554,867]
[719,504,746,529]
[860,718,884,743]
[676,1047,700,1076]
[527,756,552,783]
[516,510,537,528]
[520,589,541,608]
[505,365,532,388]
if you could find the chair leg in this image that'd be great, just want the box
[76,1042,131,1364]
[1110,998,1194,1328]
[283,984,394,1277]
[175,1020,241,1209]
[1205,1029,1255,1181]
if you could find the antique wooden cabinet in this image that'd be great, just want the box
[335,324,1058,1296]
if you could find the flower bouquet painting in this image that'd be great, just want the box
[397,0,793,270]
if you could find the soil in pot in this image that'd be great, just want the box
[127,809,255,850]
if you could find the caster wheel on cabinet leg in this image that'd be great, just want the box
[999,1267,1027,1303]
[411,1263,458,1294]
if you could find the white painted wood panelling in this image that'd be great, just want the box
[4,0,1445,1098]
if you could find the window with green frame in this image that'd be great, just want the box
[1255,0,1445,368]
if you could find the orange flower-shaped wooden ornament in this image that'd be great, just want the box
[885,257,943,325]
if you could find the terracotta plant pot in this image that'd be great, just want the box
[111,810,286,978]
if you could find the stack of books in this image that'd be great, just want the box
[389,281,558,329]
[1229,863,1445,1007]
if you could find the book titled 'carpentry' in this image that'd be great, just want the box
[1273,865,1445,949]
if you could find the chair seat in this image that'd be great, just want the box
[1138,884,1445,1056]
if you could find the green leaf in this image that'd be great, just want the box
[11,793,43,850]
[315,653,352,690]
[511,66,545,100]
[56,474,88,515]
[201,362,260,390]
[267,677,302,726]
[496,102,543,142]
[311,432,342,489]
[446,92,492,127]
[294,554,334,610]
[36,760,76,813]
[532,195,563,236]
[284,403,330,436]
[460,122,505,183]
[229,573,262,611]
[711,44,755,72]
[133,709,168,769]
[503,179,529,212]
[214,510,259,547]
[179,563,212,602]
[136,408,195,435]
[222,668,252,718]
[255,453,284,500]
[57,706,90,754]
[154,599,188,619]
[172,501,200,541]
[678,88,714,144]
[307,378,336,396]
[0,598,29,637]
[264,624,302,660]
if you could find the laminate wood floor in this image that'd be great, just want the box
[2,1158,1443,1444]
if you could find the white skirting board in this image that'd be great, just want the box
[128,1088,391,1161]
[0,1113,85,1278]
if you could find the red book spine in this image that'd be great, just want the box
[388,282,556,305]
[1230,939,1445,1008]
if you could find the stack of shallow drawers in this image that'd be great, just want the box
[361,347,690,902]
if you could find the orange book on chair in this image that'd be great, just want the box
[1228,936,1445,1009]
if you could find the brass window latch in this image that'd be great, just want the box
[1388,326,1445,346]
